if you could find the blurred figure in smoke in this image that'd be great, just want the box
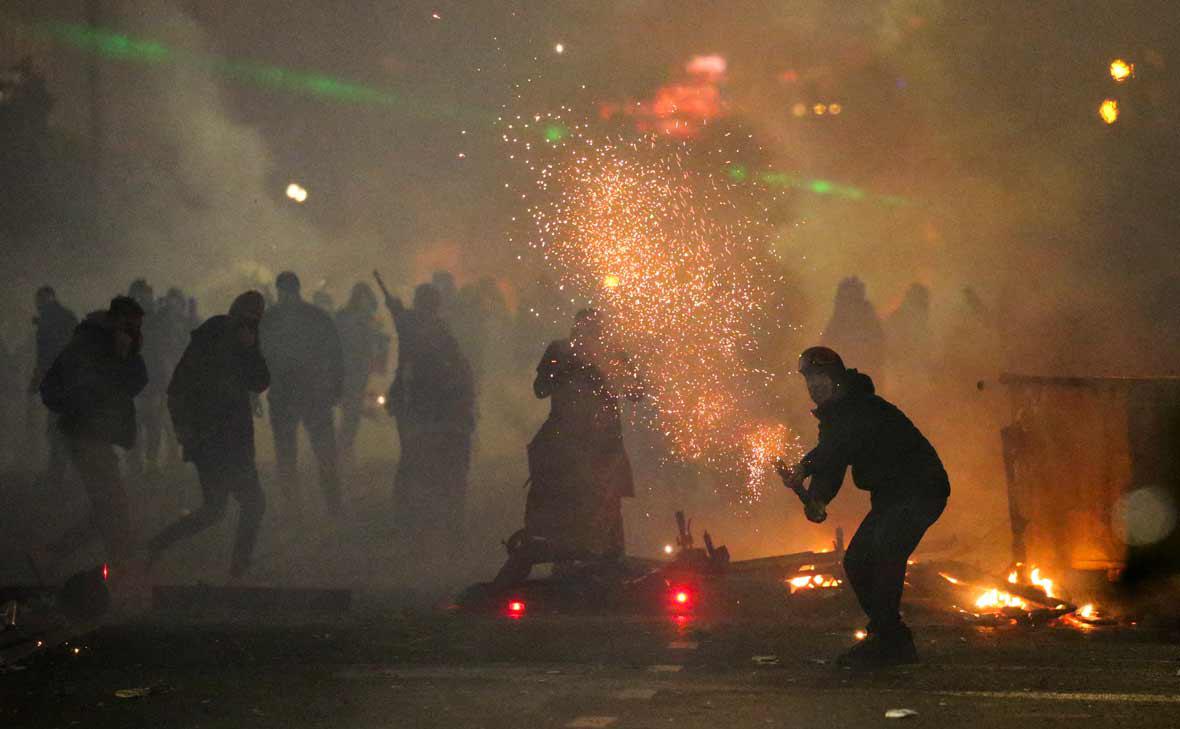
[493,309,643,588]
[260,272,344,519]
[777,346,948,669]
[38,296,147,573]
[157,288,194,467]
[885,283,933,392]
[311,289,335,312]
[821,276,886,380]
[942,286,1000,382]
[148,292,269,578]
[126,279,168,477]
[376,275,475,563]
[431,270,458,322]
[334,282,382,473]
[28,285,78,486]
[452,276,511,383]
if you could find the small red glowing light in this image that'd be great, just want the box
[669,586,694,611]
[507,600,526,614]
[101,564,109,581]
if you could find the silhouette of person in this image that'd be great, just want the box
[260,272,344,518]
[148,292,270,577]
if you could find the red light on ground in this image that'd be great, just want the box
[669,587,694,611]
[101,564,109,581]
[507,600,526,615]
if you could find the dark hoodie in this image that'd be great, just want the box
[40,312,149,449]
[167,315,269,464]
[801,369,949,508]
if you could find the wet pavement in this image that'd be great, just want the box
[3,602,1180,729]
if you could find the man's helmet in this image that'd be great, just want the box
[798,346,845,377]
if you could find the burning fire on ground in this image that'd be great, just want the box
[786,563,843,595]
[938,564,1106,627]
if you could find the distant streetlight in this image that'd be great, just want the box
[286,182,308,203]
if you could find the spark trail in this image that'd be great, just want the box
[507,115,802,501]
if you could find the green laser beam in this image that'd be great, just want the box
[728,164,908,206]
[37,22,483,122]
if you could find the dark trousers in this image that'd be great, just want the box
[270,397,340,514]
[149,458,265,575]
[44,413,70,484]
[393,425,471,557]
[843,496,946,635]
[49,437,132,564]
[128,390,165,474]
[337,391,364,467]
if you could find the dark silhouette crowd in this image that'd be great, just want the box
[13,268,534,598]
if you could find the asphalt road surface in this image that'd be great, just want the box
[4,599,1180,729]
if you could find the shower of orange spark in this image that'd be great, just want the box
[505,115,801,499]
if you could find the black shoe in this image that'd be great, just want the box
[879,626,919,666]
[837,626,918,670]
[836,633,882,668]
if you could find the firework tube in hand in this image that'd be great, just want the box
[372,270,404,315]
[775,457,828,524]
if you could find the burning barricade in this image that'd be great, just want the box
[931,562,1112,628]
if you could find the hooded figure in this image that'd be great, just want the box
[779,346,948,669]
[148,291,270,577]
[39,296,147,567]
[493,309,643,588]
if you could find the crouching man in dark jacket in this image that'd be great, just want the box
[147,292,269,578]
[39,296,148,569]
[778,346,949,669]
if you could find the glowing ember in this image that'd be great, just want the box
[975,588,1026,610]
[602,274,621,289]
[1078,603,1096,619]
[1005,564,1057,598]
[854,629,868,641]
[1109,59,1134,83]
[1099,98,1119,125]
[787,573,842,594]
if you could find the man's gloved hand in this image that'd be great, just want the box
[804,498,828,524]
[775,458,807,497]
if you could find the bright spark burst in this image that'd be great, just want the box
[1109,59,1133,83]
[1099,98,1119,125]
[506,115,802,500]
